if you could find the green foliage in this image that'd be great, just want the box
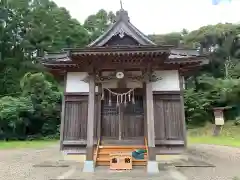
[0,72,61,140]
[0,96,33,130]
[149,32,183,47]
[234,116,240,126]
[184,88,211,126]
[83,9,116,41]
[0,0,119,140]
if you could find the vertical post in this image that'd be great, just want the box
[143,82,147,137]
[83,73,95,172]
[119,104,124,140]
[60,72,66,151]
[179,72,187,148]
[146,79,155,157]
[97,83,102,140]
[145,72,159,173]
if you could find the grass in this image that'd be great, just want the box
[188,136,240,147]
[188,122,240,147]
[1,122,240,149]
[0,140,58,150]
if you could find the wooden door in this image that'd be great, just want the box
[101,93,120,139]
[122,95,144,139]
[101,89,144,140]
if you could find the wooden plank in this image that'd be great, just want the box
[63,140,86,145]
[155,146,185,155]
[64,92,89,96]
[155,140,184,145]
[153,96,166,141]
[63,140,98,146]
[153,91,181,95]
[86,74,95,160]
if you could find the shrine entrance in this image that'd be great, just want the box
[101,88,144,142]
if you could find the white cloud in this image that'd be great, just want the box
[53,0,240,34]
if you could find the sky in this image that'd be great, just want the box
[53,0,240,35]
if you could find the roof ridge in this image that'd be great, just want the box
[88,9,156,47]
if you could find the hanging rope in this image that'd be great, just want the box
[102,88,135,106]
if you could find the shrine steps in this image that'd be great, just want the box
[95,145,148,167]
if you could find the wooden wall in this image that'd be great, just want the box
[153,92,185,154]
[61,91,186,154]
[61,94,99,152]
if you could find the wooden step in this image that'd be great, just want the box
[96,162,147,166]
[97,158,147,162]
[97,152,147,159]
[95,145,148,167]
[96,161,147,166]
[96,159,147,166]
[97,146,146,153]
[98,145,145,149]
[101,139,144,146]
[98,150,140,154]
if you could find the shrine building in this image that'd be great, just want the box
[41,7,208,173]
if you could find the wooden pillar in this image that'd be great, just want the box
[60,72,66,151]
[86,74,95,160]
[146,79,156,161]
[97,83,102,140]
[179,72,187,147]
[143,83,147,137]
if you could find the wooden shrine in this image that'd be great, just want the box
[40,6,209,172]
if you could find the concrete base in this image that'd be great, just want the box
[82,160,95,172]
[156,154,188,163]
[147,161,159,173]
[62,153,86,162]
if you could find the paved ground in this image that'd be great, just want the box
[178,144,240,180]
[1,144,240,180]
[63,166,184,180]
[0,144,185,180]
[0,145,71,180]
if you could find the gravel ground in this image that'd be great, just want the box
[179,144,240,180]
[66,166,181,180]
[0,144,185,180]
[0,145,71,180]
[1,144,240,180]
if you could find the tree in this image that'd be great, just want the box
[84,9,116,41]
[0,0,90,96]
[0,96,33,139]
[149,32,183,47]
[20,72,62,136]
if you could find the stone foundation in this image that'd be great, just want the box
[156,154,188,163]
[62,154,86,162]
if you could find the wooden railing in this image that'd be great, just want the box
[94,138,101,167]
[144,137,148,160]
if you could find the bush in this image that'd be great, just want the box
[234,116,240,126]
[184,88,212,126]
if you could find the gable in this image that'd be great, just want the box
[88,9,155,47]
[103,34,141,46]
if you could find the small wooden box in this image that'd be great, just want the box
[109,152,132,170]
[213,108,224,125]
